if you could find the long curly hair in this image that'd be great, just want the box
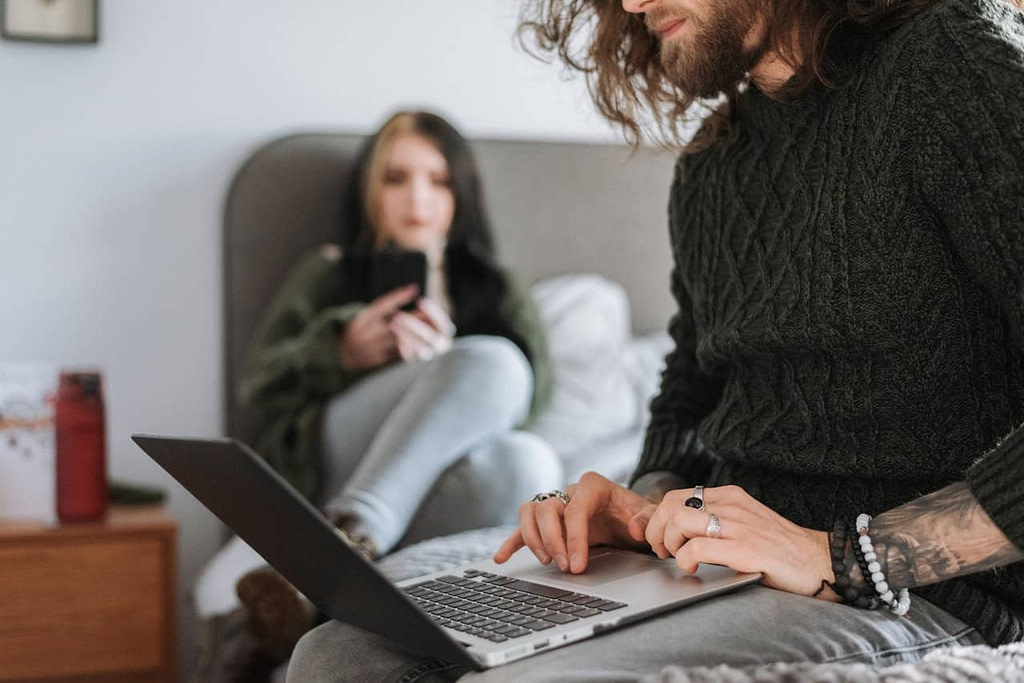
[518,0,1024,151]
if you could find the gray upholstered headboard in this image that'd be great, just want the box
[223,133,679,440]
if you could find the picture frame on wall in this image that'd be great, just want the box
[1,0,99,44]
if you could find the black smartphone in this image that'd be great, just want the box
[369,247,428,311]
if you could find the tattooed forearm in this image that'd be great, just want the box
[863,482,1022,589]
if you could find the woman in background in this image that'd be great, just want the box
[230,111,561,675]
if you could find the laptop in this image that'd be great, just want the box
[133,434,760,671]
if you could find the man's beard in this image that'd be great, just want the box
[655,3,765,98]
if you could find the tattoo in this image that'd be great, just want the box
[866,482,1021,589]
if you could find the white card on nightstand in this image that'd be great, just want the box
[0,363,60,524]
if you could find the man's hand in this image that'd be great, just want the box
[638,485,833,597]
[493,472,655,573]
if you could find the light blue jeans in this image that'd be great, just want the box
[320,335,563,554]
[287,585,985,682]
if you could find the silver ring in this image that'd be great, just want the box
[531,490,570,506]
[683,485,705,511]
[705,512,722,539]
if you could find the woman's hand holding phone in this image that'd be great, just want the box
[390,296,455,363]
[338,285,420,371]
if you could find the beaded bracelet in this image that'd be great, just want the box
[855,513,911,617]
[850,531,882,610]
[825,520,863,604]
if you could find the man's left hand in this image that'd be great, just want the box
[633,485,836,598]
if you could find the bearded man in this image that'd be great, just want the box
[287,0,1024,680]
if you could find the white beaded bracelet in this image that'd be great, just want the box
[856,514,911,616]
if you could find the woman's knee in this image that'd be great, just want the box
[442,336,532,392]
[429,336,534,426]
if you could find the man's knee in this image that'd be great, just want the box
[288,621,414,682]
[287,621,342,682]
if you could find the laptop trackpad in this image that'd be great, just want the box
[515,549,663,587]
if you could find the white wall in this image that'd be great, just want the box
[0,0,614,677]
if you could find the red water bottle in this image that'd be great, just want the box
[56,371,107,522]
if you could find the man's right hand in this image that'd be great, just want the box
[338,285,419,371]
[493,472,656,574]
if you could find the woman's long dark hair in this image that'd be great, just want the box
[337,111,530,360]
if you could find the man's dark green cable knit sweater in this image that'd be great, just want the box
[630,0,1024,645]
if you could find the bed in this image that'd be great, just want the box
[198,131,1023,683]
[193,132,680,675]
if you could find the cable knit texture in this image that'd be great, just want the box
[631,0,1024,645]
[641,643,1024,683]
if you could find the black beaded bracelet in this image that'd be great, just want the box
[826,520,862,604]
[850,531,882,610]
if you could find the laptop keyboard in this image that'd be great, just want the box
[402,569,627,643]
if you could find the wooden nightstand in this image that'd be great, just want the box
[0,506,177,683]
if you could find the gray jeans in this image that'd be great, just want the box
[321,335,562,554]
[286,585,985,682]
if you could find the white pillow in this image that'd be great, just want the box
[622,331,673,429]
[528,274,639,454]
